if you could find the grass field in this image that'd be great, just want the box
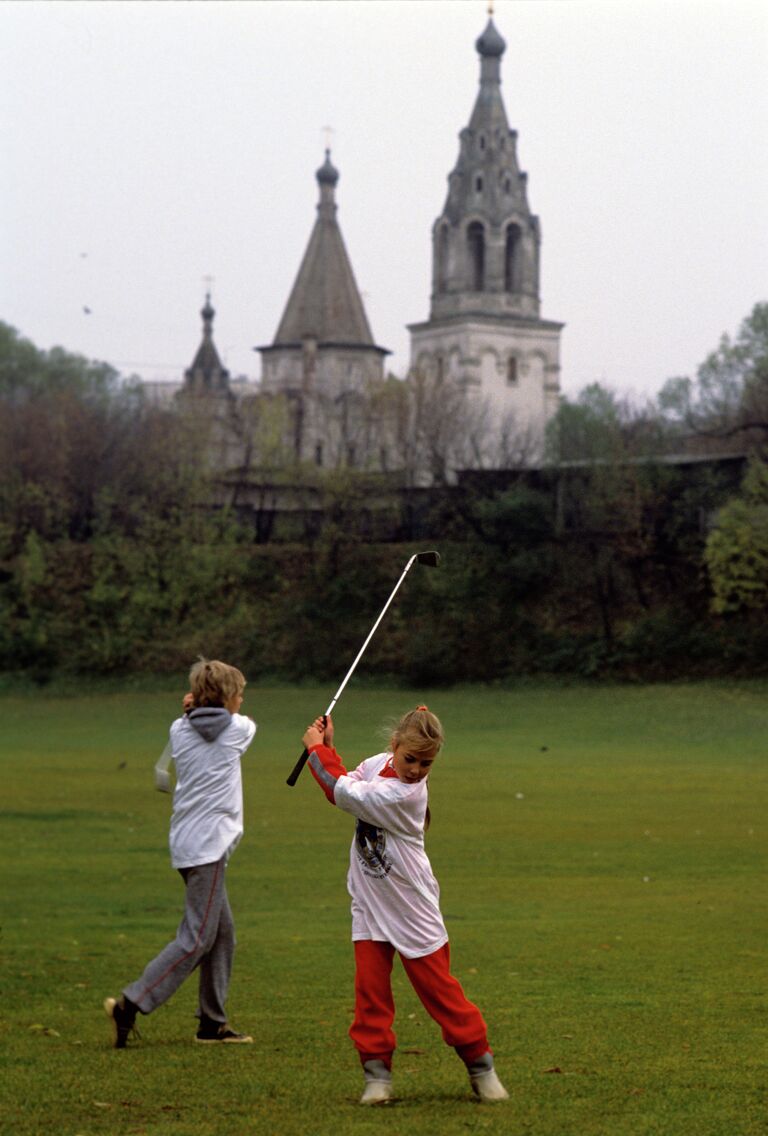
[1,681,766,1136]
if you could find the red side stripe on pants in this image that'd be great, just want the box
[136,859,222,1003]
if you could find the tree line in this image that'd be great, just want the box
[1,305,767,683]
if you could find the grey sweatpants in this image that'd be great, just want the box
[123,856,235,1022]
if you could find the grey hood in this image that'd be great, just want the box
[187,707,232,742]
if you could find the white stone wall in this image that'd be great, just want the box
[260,345,383,401]
[410,318,561,464]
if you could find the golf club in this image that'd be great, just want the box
[154,738,173,793]
[286,550,441,786]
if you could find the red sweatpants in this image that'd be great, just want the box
[350,939,490,1068]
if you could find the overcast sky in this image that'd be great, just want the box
[2,0,766,400]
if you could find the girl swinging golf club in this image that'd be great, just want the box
[301,705,509,1105]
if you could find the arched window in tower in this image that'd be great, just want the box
[436,224,450,293]
[467,222,485,291]
[479,134,486,151]
[505,223,521,292]
[475,175,483,193]
[506,356,519,386]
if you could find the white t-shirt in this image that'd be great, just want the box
[168,711,256,869]
[334,752,448,959]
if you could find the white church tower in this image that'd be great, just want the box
[408,15,563,462]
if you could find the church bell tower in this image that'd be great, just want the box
[408,15,563,461]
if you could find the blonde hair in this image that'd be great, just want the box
[390,705,444,758]
[390,706,442,832]
[188,657,246,708]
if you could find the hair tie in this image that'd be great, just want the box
[416,704,428,712]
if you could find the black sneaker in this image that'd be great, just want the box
[104,996,139,1049]
[195,1017,253,1044]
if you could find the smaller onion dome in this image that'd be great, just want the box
[316,149,339,187]
[475,18,506,59]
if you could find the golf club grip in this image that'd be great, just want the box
[286,747,309,787]
[286,715,327,788]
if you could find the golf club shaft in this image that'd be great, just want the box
[286,554,419,786]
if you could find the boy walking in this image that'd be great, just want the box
[105,658,257,1047]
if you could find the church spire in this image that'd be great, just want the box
[183,292,230,393]
[472,16,508,130]
[271,150,377,347]
[258,150,389,445]
[429,14,541,320]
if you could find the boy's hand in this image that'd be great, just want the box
[182,692,194,713]
[303,714,333,751]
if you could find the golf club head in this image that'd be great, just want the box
[416,550,440,567]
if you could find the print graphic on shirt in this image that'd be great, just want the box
[355,819,392,878]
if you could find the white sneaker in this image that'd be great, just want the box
[470,1067,509,1102]
[360,1058,393,1105]
[360,1079,393,1105]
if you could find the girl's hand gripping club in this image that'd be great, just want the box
[286,550,440,786]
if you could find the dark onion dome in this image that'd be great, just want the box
[201,293,215,322]
[316,148,339,187]
[475,17,506,58]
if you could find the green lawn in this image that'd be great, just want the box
[1,682,766,1135]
